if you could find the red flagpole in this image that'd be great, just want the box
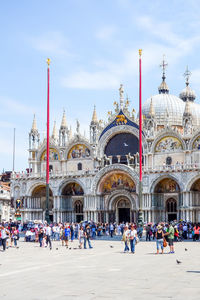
[45,58,51,223]
[139,50,142,182]
[138,49,143,224]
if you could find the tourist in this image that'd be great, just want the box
[193,223,200,241]
[166,222,175,254]
[12,227,19,248]
[0,225,9,251]
[38,228,44,247]
[110,223,114,238]
[64,224,71,248]
[122,225,130,253]
[155,225,164,254]
[78,226,84,249]
[129,225,137,254]
[146,224,152,241]
[84,224,93,249]
[45,224,52,250]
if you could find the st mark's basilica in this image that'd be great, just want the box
[11,61,200,224]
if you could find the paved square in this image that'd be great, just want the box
[0,240,200,300]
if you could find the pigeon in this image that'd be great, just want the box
[110,245,114,248]
[56,248,59,250]
[73,247,77,250]
[185,248,188,251]
[69,247,72,250]
[176,260,182,264]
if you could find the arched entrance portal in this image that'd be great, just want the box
[61,182,84,222]
[31,185,53,222]
[166,198,177,222]
[117,198,131,223]
[153,178,180,222]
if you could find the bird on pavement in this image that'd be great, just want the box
[185,248,188,251]
[110,245,114,248]
[176,260,182,264]
[56,248,58,250]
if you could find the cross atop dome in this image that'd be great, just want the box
[158,55,169,94]
[160,54,168,81]
[183,66,191,86]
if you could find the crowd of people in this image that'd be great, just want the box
[0,220,200,253]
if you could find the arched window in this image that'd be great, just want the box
[75,200,83,214]
[166,198,177,213]
[78,163,82,170]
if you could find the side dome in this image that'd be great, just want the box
[142,94,185,126]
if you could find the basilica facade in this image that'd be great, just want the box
[11,63,200,224]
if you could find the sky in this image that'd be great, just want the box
[1,0,200,172]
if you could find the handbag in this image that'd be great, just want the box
[163,238,167,247]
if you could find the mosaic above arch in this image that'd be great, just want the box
[67,144,90,159]
[155,136,183,153]
[192,137,200,150]
[99,172,136,194]
[41,148,60,161]
[154,178,180,193]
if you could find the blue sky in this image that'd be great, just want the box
[1,0,200,171]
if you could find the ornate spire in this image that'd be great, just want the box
[31,114,37,131]
[52,121,57,139]
[119,84,124,109]
[179,66,196,102]
[69,126,73,139]
[61,109,67,128]
[91,105,98,123]
[149,98,155,117]
[158,55,169,94]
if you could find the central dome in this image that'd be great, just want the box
[142,94,185,126]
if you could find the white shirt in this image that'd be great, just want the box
[45,227,52,236]
[130,229,137,238]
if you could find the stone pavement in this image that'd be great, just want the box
[0,240,200,300]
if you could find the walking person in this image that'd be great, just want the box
[84,224,93,249]
[110,223,114,238]
[193,224,200,241]
[13,227,19,248]
[38,228,44,247]
[64,224,71,248]
[155,225,164,254]
[0,225,9,251]
[129,225,137,254]
[45,224,52,250]
[122,226,130,253]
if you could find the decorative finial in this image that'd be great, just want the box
[76,120,80,134]
[183,66,191,86]
[92,105,98,123]
[160,54,168,81]
[61,109,67,128]
[119,84,124,110]
[139,49,142,57]
[32,114,37,131]
[46,58,51,67]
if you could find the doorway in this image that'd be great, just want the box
[118,208,130,223]
[166,198,177,222]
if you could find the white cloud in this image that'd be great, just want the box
[0,97,36,116]
[29,31,70,56]
[61,16,200,90]
[96,26,116,41]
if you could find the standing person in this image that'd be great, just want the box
[64,224,71,248]
[110,223,114,238]
[0,225,9,251]
[155,225,164,254]
[146,224,152,241]
[129,225,137,254]
[84,224,93,249]
[166,222,175,254]
[13,227,19,248]
[78,226,84,249]
[38,228,44,247]
[45,224,52,250]
[193,224,200,241]
[70,223,75,242]
[122,226,130,253]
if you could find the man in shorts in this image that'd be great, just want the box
[167,222,175,254]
